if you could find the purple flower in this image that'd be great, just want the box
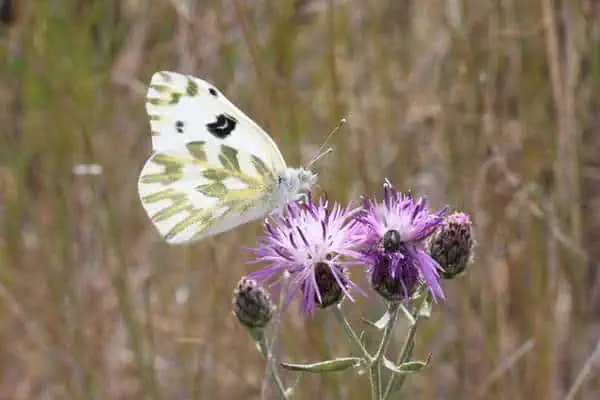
[357,180,448,301]
[248,195,364,315]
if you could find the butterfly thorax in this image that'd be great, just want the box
[272,168,317,206]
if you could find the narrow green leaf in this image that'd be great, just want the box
[399,303,416,324]
[359,330,366,346]
[419,294,433,319]
[383,355,430,374]
[361,311,390,330]
[281,357,362,373]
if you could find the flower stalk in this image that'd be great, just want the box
[370,302,401,399]
[332,304,372,360]
[255,329,290,399]
[383,292,429,399]
[235,180,475,399]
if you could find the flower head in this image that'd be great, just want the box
[358,180,448,301]
[249,195,364,315]
[232,277,276,330]
[429,212,474,279]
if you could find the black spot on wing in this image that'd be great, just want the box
[208,87,218,97]
[175,120,185,133]
[206,113,237,139]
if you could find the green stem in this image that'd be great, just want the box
[374,303,401,361]
[255,330,289,399]
[368,367,379,400]
[332,304,372,360]
[382,298,426,400]
[332,304,381,399]
[370,303,401,400]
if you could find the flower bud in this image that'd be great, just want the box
[429,212,474,279]
[233,277,276,329]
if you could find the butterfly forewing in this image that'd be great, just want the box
[138,139,277,244]
[146,71,287,171]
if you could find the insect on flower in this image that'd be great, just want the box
[357,180,448,302]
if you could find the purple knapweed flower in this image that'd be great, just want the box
[248,195,364,315]
[357,180,448,302]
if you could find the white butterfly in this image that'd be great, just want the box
[138,71,317,244]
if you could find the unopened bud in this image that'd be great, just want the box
[429,212,474,279]
[233,278,275,329]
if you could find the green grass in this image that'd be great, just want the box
[1,0,599,398]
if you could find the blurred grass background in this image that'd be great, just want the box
[1,0,600,398]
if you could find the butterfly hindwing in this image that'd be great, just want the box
[146,71,287,172]
[138,140,277,244]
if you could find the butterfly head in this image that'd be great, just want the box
[276,168,317,203]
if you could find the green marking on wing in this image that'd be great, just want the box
[195,165,270,199]
[150,84,170,93]
[140,134,277,240]
[141,148,207,185]
[147,75,184,105]
[219,145,241,172]
[140,155,186,185]
[142,188,185,204]
[251,155,273,179]
[202,168,230,181]
[186,141,207,163]
[169,92,182,105]
[196,182,228,198]
[142,188,213,239]
[190,144,275,202]
[144,186,266,241]
[148,190,193,222]
[196,195,262,235]
[166,208,214,240]
[147,97,164,106]
[186,77,199,96]
[147,95,181,106]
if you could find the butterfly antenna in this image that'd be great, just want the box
[306,113,350,169]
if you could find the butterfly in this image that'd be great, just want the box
[137,71,318,244]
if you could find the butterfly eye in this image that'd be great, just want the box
[278,176,284,185]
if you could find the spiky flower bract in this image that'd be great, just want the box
[429,212,474,279]
[233,277,276,330]
[358,180,448,301]
[248,196,364,315]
